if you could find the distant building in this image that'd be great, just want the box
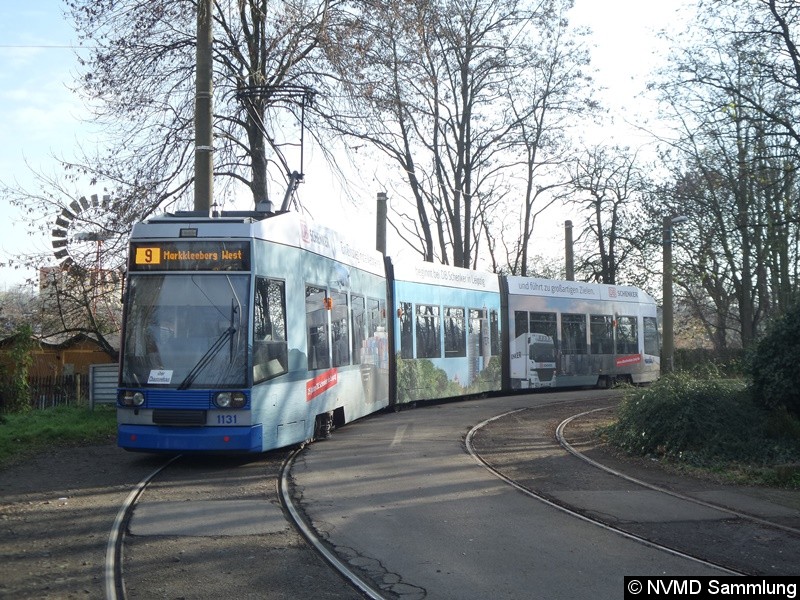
[0,332,118,378]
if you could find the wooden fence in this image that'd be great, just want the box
[28,374,90,409]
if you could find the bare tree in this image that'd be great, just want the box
[695,0,800,149]
[2,0,346,344]
[653,5,800,349]
[494,10,592,276]
[0,173,123,353]
[321,0,591,268]
[65,0,339,215]
[567,146,649,285]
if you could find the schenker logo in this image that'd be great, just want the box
[300,222,331,249]
[609,287,639,299]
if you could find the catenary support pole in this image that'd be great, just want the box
[376,192,387,255]
[565,220,574,281]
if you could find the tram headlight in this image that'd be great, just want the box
[119,391,145,407]
[213,391,246,409]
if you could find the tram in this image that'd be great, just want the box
[117,210,388,452]
[505,276,660,389]
[116,209,659,453]
[391,260,503,405]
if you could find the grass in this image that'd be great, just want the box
[0,405,117,468]
[603,374,800,488]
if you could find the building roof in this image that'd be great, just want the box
[0,331,120,352]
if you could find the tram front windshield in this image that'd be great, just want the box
[121,274,249,389]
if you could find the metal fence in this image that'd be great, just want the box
[89,364,119,409]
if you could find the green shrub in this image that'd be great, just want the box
[747,302,800,417]
[605,374,800,487]
[606,374,751,460]
[674,348,745,378]
[0,325,35,414]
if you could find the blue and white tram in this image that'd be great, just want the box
[117,211,389,452]
[117,210,662,453]
[390,261,502,404]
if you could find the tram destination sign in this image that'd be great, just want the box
[129,240,251,271]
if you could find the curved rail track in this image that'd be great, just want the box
[104,455,182,600]
[106,398,798,598]
[555,407,800,536]
[464,409,745,577]
[103,449,378,600]
[279,448,387,600]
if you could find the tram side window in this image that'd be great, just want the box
[367,298,385,337]
[399,302,413,359]
[469,308,485,354]
[590,315,614,354]
[444,307,466,358]
[416,304,441,358]
[561,313,587,354]
[306,285,330,370]
[530,312,557,342]
[470,307,498,356]
[331,290,350,368]
[514,311,528,338]
[615,316,638,355]
[643,316,659,356]
[352,295,366,364]
[253,277,288,383]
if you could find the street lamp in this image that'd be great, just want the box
[662,215,689,374]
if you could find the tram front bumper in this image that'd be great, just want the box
[118,424,264,453]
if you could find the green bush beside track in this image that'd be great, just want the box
[604,374,800,488]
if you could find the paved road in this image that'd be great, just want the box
[291,390,730,600]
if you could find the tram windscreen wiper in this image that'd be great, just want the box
[178,303,238,390]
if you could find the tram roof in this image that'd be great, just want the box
[131,210,385,276]
[392,260,500,293]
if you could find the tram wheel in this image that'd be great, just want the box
[314,411,334,440]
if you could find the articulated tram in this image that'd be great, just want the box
[117,210,659,453]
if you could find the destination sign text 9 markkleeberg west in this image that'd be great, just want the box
[129,241,251,271]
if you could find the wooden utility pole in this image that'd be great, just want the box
[662,215,688,374]
[194,0,213,215]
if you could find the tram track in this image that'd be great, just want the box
[104,395,798,599]
[467,403,800,577]
[465,408,744,577]
[280,395,760,598]
[103,450,366,600]
[279,446,388,600]
[104,455,182,600]
[555,407,800,537]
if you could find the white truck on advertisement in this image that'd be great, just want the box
[510,332,556,389]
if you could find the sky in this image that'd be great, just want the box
[0,0,691,291]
